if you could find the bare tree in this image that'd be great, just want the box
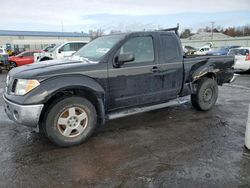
[89,28,105,40]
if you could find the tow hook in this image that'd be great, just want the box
[230,74,239,83]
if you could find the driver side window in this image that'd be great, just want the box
[22,52,32,57]
[118,36,154,64]
[60,44,70,52]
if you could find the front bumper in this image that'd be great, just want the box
[3,95,44,128]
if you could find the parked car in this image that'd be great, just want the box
[34,41,88,62]
[195,46,212,55]
[207,46,241,56]
[228,47,250,71]
[183,45,197,55]
[0,48,8,72]
[4,27,235,147]
[8,50,44,69]
[0,47,7,55]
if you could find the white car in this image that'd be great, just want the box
[34,41,88,62]
[228,47,250,71]
[0,48,7,55]
[195,46,212,55]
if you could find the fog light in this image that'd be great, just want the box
[13,110,19,121]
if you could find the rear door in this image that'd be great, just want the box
[18,52,34,66]
[108,34,162,110]
[158,33,184,101]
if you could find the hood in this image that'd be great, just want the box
[9,58,100,80]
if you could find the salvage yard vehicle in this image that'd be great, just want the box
[228,47,250,72]
[207,45,241,56]
[0,48,8,73]
[34,41,88,62]
[4,26,235,147]
[195,46,212,55]
[8,50,44,69]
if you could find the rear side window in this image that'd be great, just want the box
[160,34,180,62]
[229,49,249,55]
[22,52,33,56]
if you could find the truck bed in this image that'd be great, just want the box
[183,55,235,85]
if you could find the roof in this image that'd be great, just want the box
[0,30,89,37]
[188,32,231,40]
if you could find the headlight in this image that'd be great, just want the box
[15,79,40,96]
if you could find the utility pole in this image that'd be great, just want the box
[211,21,215,40]
[61,21,64,39]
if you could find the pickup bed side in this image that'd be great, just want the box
[180,55,234,95]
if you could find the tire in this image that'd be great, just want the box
[44,96,97,147]
[8,62,17,70]
[191,77,218,111]
[40,57,53,62]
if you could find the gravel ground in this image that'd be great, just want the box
[0,71,250,188]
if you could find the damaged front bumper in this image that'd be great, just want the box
[3,95,44,128]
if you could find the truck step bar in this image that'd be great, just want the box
[107,96,189,120]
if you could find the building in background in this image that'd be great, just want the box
[0,30,90,52]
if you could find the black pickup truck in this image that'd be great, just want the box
[3,27,235,146]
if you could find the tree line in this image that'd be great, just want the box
[180,25,250,39]
[88,25,250,39]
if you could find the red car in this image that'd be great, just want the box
[8,50,43,69]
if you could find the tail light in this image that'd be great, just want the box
[246,54,250,61]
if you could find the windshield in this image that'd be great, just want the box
[74,35,125,61]
[49,43,63,52]
[16,51,27,57]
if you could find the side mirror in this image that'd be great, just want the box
[58,48,63,53]
[19,56,23,58]
[115,53,135,67]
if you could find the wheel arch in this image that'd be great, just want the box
[39,86,106,129]
[34,75,106,129]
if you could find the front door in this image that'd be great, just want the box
[108,35,162,111]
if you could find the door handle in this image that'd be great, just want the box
[151,66,160,73]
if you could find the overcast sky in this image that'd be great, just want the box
[1,0,250,33]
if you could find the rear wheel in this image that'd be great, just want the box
[44,96,97,147]
[191,77,218,111]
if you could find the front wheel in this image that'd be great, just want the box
[8,62,17,70]
[191,77,218,111]
[44,96,97,147]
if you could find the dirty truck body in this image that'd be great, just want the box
[4,30,235,146]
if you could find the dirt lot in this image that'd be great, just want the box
[0,71,250,188]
